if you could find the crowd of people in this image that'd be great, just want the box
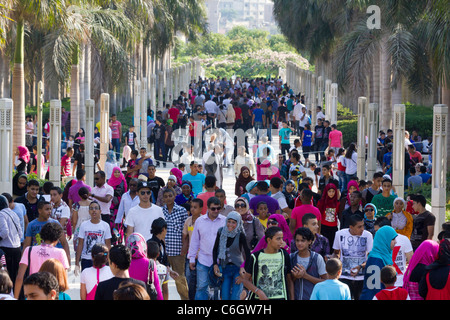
[0,75,448,301]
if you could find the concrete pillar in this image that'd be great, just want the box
[357,97,367,180]
[134,80,141,144]
[330,83,338,126]
[325,79,332,121]
[173,67,179,102]
[0,98,13,193]
[165,68,171,105]
[367,103,379,179]
[317,76,324,109]
[99,93,110,171]
[140,77,148,150]
[431,104,448,238]
[305,71,311,107]
[85,99,95,187]
[49,100,62,186]
[392,104,406,198]
[158,71,164,112]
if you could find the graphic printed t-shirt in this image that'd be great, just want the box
[255,251,289,300]
[332,228,373,281]
[77,220,112,260]
[279,128,292,145]
[110,121,122,139]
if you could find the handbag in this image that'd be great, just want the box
[146,259,159,300]
[249,217,259,250]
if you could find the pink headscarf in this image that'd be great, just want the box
[107,166,127,192]
[17,146,30,163]
[251,214,292,254]
[403,240,439,289]
[346,180,360,206]
[170,167,183,186]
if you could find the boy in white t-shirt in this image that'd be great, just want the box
[332,214,373,300]
[75,201,112,272]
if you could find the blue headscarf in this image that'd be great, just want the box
[369,225,398,266]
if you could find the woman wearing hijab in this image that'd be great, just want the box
[317,183,340,246]
[126,232,163,300]
[338,179,360,215]
[419,238,450,300]
[403,240,439,300]
[0,195,22,287]
[234,197,265,250]
[104,150,118,180]
[12,173,28,199]
[283,180,298,210]
[15,146,30,173]
[235,166,254,197]
[121,145,132,169]
[175,181,195,208]
[363,203,377,236]
[212,211,251,300]
[360,225,398,300]
[170,167,183,186]
[386,197,414,239]
[74,128,85,156]
[108,167,127,245]
[252,214,293,254]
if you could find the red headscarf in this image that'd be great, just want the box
[108,166,127,192]
[318,183,339,213]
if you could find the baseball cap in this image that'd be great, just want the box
[137,181,151,191]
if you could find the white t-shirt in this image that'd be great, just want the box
[272,191,288,210]
[204,100,218,115]
[343,152,358,175]
[333,228,373,281]
[78,220,112,260]
[51,201,71,220]
[80,265,114,295]
[392,234,413,287]
[92,184,114,216]
[124,204,165,241]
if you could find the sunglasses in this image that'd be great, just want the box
[140,191,151,195]
[209,207,221,212]
[235,203,246,208]
[365,208,374,212]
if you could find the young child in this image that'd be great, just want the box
[309,258,351,300]
[290,227,327,300]
[373,265,410,300]
[317,183,340,246]
[256,201,270,228]
[67,135,75,149]
[125,150,140,183]
[61,147,74,177]
[301,124,313,168]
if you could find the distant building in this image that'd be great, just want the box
[205,0,221,33]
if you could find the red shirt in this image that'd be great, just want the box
[110,120,122,139]
[189,121,198,137]
[291,204,321,229]
[168,107,180,123]
[374,286,409,300]
[61,155,71,176]
[234,107,242,121]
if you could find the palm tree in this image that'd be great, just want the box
[10,0,65,152]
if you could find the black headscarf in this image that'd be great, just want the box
[0,194,9,211]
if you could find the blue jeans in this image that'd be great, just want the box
[344,172,358,192]
[111,138,121,161]
[221,264,243,300]
[185,258,197,300]
[194,261,211,300]
[337,170,345,192]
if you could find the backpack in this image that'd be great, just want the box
[204,152,217,176]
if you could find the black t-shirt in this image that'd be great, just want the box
[277,106,288,121]
[411,211,436,250]
[94,277,146,300]
[74,152,85,171]
[147,176,165,203]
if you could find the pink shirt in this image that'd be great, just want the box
[129,257,163,300]
[110,121,122,139]
[20,244,69,274]
[291,204,322,230]
[61,155,71,176]
[329,130,342,148]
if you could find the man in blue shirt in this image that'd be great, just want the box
[418,165,431,184]
[252,103,265,141]
[182,161,206,196]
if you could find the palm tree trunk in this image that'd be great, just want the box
[70,46,80,136]
[12,18,25,151]
[380,35,392,131]
[79,45,85,130]
[443,84,450,169]
[3,52,10,98]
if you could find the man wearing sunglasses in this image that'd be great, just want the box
[187,197,226,300]
[125,181,164,241]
